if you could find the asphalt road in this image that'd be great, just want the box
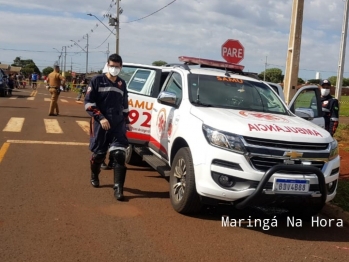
[0,85,349,262]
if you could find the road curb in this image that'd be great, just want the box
[321,202,349,226]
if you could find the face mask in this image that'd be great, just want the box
[108,67,120,77]
[321,89,330,96]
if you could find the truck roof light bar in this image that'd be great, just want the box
[178,56,245,71]
[165,63,191,71]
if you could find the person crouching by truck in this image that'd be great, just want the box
[46,65,65,116]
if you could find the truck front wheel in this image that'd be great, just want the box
[169,147,202,214]
[125,145,143,166]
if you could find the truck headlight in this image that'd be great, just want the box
[202,124,246,154]
[329,139,339,161]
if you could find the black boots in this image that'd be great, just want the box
[113,165,127,201]
[90,161,101,188]
[100,161,110,170]
[100,155,115,170]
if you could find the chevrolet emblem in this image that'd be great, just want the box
[284,151,303,159]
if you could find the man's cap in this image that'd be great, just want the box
[320,79,331,86]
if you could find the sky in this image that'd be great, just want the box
[0,0,348,81]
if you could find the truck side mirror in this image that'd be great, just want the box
[295,108,314,121]
[157,91,177,107]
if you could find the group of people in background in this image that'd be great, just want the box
[6,72,40,93]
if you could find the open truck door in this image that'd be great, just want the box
[288,85,325,128]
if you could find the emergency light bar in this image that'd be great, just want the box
[178,56,245,71]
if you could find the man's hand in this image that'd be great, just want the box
[126,124,132,131]
[100,119,111,130]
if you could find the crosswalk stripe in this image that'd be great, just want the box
[27,97,35,100]
[44,98,51,102]
[60,99,68,103]
[9,96,18,99]
[44,119,63,134]
[2,118,91,135]
[76,121,90,135]
[3,117,25,132]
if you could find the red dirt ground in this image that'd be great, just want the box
[339,145,349,180]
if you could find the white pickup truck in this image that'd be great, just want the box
[120,56,340,218]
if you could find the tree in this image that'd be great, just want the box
[298,78,305,84]
[258,68,283,83]
[11,57,41,77]
[152,60,167,66]
[42,67,54,76]
[307,79,321,85]
[343,78,349,86]
[327,76,337,86]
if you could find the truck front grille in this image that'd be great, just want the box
[250,156,325,174]
[243,136,329,151]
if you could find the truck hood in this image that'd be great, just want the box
[190,107,333,143]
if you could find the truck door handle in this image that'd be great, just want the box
[153,108,158,112]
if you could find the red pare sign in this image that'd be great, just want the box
[221,39,244,64]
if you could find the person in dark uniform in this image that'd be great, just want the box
[84,53,130,201]
[320,79,339,136]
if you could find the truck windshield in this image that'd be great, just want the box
[188,74,288,114]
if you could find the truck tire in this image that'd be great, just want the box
[125,145,143,166]
[169,147,202,214]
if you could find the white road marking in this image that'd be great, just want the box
[3,117,25,132]
[44,119,63,134]
[60,99,68,103]
[9,96,18,99]
[6,140,89,146]
[27,97,35,100]
[76,121,90,135]
[44,98,51,102]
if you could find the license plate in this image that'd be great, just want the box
[273,178,310,192]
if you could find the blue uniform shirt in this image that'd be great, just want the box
[84,74,130,125]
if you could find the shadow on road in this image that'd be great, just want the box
[0,106,34,109]
[57,114,90,118]
[97,185,169,201]
[124,188,169,200]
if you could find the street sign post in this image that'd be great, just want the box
[221,39,244,64]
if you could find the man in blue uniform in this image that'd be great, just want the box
[320,79,339,136]
[84,53,130,201]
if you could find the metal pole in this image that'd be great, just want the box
[64,46,67,76]
[86,34,89,76]
[263,56,267,81]
[60,47,64,71]
[335,0,349,100]
[107,42,110,60]
[116,0,120,54]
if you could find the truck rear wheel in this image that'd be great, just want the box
[125,145,143,166]
[169,147,202,214]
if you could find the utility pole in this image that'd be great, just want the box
[84,34,89,76]
[263,56,268,81]
[335,0,349,100]
[71,57,73,72]
[283,0,304,105]
[107,43,110,60]
[63,46,67,76]
[116,0,120,54]
[60,47,64,71]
